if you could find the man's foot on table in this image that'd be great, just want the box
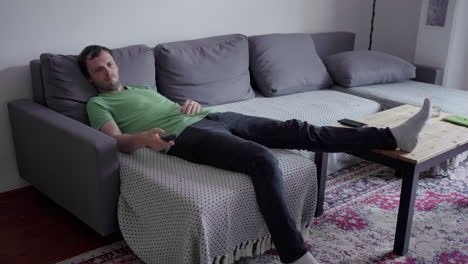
[390,98,432,152]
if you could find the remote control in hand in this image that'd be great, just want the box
[160,133,177,142]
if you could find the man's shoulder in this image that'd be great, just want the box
[87,95,102,105]
[86,94,110,110]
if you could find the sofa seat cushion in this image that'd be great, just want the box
[155,34,255,106]
[210,90,381,126]
[249,33,332,97]
[40,45,155,124]
[332,80,468,116]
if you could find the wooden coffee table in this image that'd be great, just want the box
[313,104,468,255]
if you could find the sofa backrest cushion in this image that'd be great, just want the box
[311,32,355,59]
[324,50,416,88]
[155,34,255,106]
[40,45,155,124]
[249,33,333,97]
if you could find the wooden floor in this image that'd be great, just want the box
[0,186,122,264]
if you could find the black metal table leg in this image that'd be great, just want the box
[314,152,328,217]
[395,168,402,178]
[393,165,419,255]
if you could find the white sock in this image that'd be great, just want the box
[289,252,319,264]
[390,98,432,152]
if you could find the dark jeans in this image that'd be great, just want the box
[168,112,396,263]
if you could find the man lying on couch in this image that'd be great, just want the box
[79,45,432,264]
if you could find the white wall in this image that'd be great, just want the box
[335,0,423,61]
[444,0,468,90]
[414,0,456,69]
[334,0,375,51]
[0,0,422,193]
[372,0,423,62]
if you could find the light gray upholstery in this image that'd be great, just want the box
[8,100,120,235]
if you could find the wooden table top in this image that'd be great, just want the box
[350,104,468,164]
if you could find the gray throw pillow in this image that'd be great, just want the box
[324,50,416,87]
[249,33,333,97]
[40,45,155,124]
[155,34,255,106]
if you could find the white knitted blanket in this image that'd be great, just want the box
[119,148,316,264]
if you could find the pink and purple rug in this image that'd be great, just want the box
[58,160,468,264]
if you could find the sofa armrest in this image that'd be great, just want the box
[414,64,444,85]
[8,99,120,236]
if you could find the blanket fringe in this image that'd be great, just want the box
[211,222,310,264]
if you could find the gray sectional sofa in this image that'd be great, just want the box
[8,32,467,264]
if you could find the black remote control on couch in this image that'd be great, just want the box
[338,118,368,128]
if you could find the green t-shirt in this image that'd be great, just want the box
[86,85,212,136]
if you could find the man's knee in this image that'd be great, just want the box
[285,119,312,131]
[246,146,280,176]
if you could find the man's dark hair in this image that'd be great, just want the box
[78,45,114,78]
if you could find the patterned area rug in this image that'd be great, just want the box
[57,160,468,264]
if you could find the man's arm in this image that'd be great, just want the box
[100,120,174,153]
